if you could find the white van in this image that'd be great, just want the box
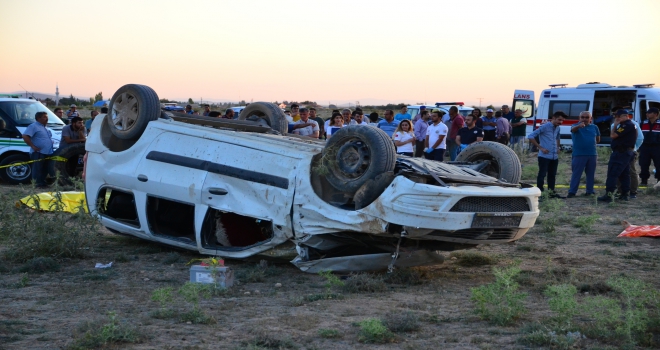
[0,98,64,184]
[407,102,474,121]
[513,83,660,148]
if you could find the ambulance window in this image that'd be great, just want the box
[409,108,419,120]
[549,101,589,119]
[513,100,534,118]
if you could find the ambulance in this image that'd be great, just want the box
[513,82,660,148]
[0,98,64,184]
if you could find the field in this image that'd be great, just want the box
[1,150,660,349]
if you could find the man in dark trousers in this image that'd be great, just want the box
[527,111,565,197]
[598,109,638,202]
[638,107,660,186]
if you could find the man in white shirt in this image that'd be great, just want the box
[425,109,448,161]
[292,108,319,138]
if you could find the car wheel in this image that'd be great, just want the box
[238,102,288,134]
[52,143,86,185]
[455,141,522,183]
[323,125,396,193]
[0,154,32,184]
[106,84,160,141]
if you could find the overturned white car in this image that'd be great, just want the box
[85,84,541,273]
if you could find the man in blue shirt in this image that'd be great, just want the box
[567,111,600,198]
[22,112,54,188]
[394,106,411,122]
[481,109,497,141]
[527,111,566,197]
[598,109,638,202]
[377,109,399,137]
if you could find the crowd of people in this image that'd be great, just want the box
[20,100,660,199]
[278,103,660,202]
[526,107,660,201]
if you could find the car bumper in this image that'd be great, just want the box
[360,176,541,243]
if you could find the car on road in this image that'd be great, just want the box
[85,84,541,273]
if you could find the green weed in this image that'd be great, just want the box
[544,284,578,330]
[0,185,100,262]
[341,273,387,293]
[238,263,282,283]
[17,257,60,274]
[579,276,658,347]
[450,251,497,267]
[573,214,600,234]
[68,311,143,349]
[356,318,396,343]
[382,311,420,333]
[150,287,176,319]
[177,282,217,324]
[521,164,539,181]
[471,264,527,325]
[317,328,341,339]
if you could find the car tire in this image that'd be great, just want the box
[323,125,396,193]
[52,143,86,185]
[0,154,32,184]
[455,141,522,183]
[106,84,160,141]
[353,172,396,210]
[238,102,288,134]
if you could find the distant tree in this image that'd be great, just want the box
[188,98,194,104]
[94,92,103,102]
[328,104,337,109]
[486,104,495,110]
[89,97,94,105]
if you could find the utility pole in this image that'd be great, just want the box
[476,97,484,107]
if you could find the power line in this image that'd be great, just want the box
[476,97,484,107]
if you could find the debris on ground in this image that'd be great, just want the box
[618,221,660,238]
[18,191,87,213]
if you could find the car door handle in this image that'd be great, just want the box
[209,188,228,195]
[137,174,148,182]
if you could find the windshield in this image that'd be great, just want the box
[0,101,65,126]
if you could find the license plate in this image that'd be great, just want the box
[471,213,523,228]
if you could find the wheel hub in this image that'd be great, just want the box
[8,163,30,179]
[111,92,139,131]
[336,140,371,179]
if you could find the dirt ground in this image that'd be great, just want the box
[1,150,660,349]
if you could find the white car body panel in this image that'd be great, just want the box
[86,113,541,271]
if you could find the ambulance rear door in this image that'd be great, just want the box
[513,90,535,136]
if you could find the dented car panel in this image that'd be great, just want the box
[86,109,541,273]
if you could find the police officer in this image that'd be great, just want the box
[598,109,638,202]
[639,107,660,186]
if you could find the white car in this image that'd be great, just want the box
[85,84,540,273]
[407,102,475,122]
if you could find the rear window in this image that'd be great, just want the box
[548,101,590,119]
[0,101,65,126]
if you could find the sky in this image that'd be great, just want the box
[1,0,659,107]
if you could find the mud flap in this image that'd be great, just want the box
[290,250,445,273]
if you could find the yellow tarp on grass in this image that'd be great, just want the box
[18,191,88,213]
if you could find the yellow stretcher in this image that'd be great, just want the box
[18,191,88,213]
